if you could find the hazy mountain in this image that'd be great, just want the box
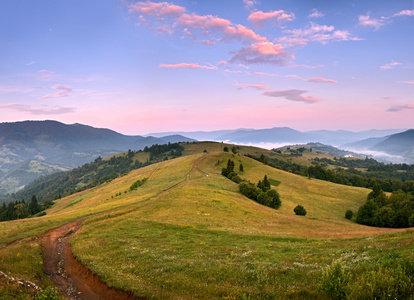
[342,129,414,163]
[145,129,242,141]
[0,120,194,194]
[148,127,405,146]
[307,129,404,145]
[215,127,321,143]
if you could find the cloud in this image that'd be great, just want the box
[387,105,414,112]
[309,8,324,19]
[159,63,216,70]
[38,70,55,74]
[401,80,414,84]
[129,1,265,44]
[229,41,293,65]
[380,61,402,70]
[279,22,360,46]
[264,89,321,103]
[305,77,337,83]
[0,103,75,115]
[393,9,414,17]
[26,61,36,66]
[248,10,295,27]
[234,83,269,90]
[40,84,73,99]
[242,0,257,11]
[358,14,388,30]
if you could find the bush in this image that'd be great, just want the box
[294,205,307,216]
[320,260,349,300]
[347,266,412,300]
[345,209,354,220]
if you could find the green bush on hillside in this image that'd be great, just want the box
[345,209,354,220]
[294,205,307,216]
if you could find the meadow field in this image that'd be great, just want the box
[0,146,413,299]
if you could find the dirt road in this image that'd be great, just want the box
[42,220,138,300]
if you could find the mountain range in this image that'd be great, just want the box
[147,127,405,146]
[0,120,194,195]
[1,120,413,195]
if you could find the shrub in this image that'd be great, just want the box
[320,260,349,300]
[294,205,307,216]
[345,209,354,220]
[347,266,412,300]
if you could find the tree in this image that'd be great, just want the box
[239,164,244,172]
[223,146,229,152]
[356,200,378,226]
[294,205,307,216]
[221,159,235,177]
[266,189,281,209]
[231,146,237,154]
[28,195,41,215]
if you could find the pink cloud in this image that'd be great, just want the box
[0,103,75,115]
[159,63,216,70]
[306,77,337,83]
[242,0,257,11]
[248,10,295,27]
[129,1,265,44]
[387,105,414,112]
[393,9,414,17]
[309,8,324,19]
[234,83,269,90]
[280,22,360,46]
[129,1,185,18]
[40,84,73,99]
[229,41,293,65]
[217,61,227,66]
[264,89,321,103]
[402,80,414,84]
[38,70,55,74]
[358,14,388,30]
[380,61,402,70]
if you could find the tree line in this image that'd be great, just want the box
[246,154,414,194]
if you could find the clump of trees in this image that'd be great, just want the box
[221,159,281,209]
[356,183,414,228]
[221,159,242,183]
[239,175,281,209]
[0,195,44,221]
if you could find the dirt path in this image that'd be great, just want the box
[42,220,139,300]
[157,154,209,197]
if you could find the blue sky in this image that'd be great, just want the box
[0,0,413,134]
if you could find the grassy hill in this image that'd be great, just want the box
[0,144,413,299]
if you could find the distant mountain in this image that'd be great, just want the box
[342,129,414,163]
[215,127,321,144]
[148,127,406,146]
[307,129,404,145]
[0,120,195,194]
[145,129,242,141]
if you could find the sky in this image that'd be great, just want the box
[0,0,413,135]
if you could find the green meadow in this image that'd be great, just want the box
[0,144,413,299]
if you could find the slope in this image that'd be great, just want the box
[0,149,413,299]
